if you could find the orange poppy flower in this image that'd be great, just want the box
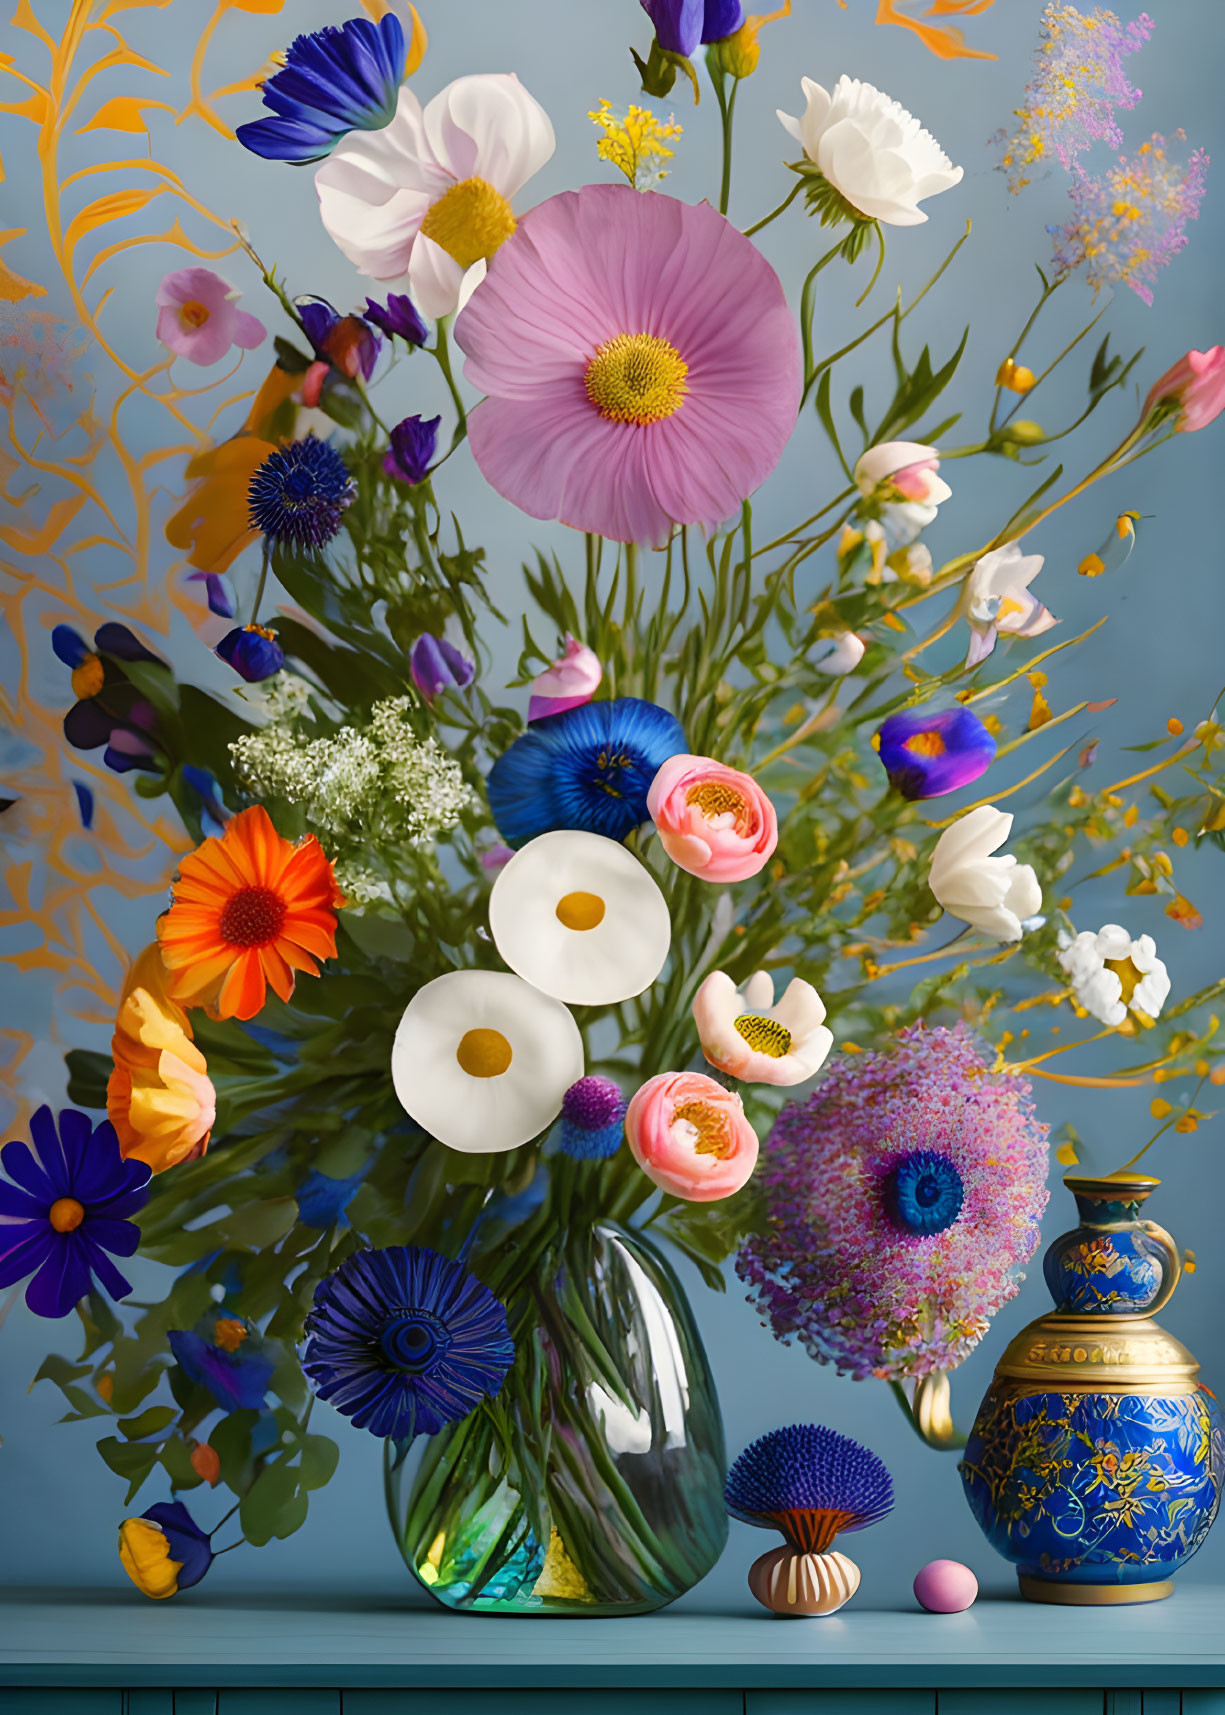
[157,806,344,1022]
[108,943,215,1173]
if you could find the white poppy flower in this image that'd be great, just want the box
[778,77,963,227]
[315,74,555,318]
[1058,924,1171,1028]
[692,970,833,1087]
[488,830,670,1006]
[928,806,1042,943]
[965,541,1058,667]
[391,969,583,1153]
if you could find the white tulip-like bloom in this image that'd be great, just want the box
[315,74,555,317]
[693,970,833,1087]
[812,632,866,675]
[1058,924,1171,1028]
[488,829,671,1006]
[778,77,963,227]
[965,541,1057,667]
[928,806,1042,943]
[391,969,583,1153]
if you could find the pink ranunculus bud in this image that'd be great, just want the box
[647,754,778,882]
[1143,346,1225,434]
[528,636,602,723]
[853,440,952,508]
[625,1070,759,1202]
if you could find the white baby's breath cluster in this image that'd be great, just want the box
[241,671,315,723]
[230,696,474,854]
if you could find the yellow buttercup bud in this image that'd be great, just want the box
[1002,419,1044,445]
[714,0,791,78]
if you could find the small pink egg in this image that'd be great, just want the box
[913,1559,978,1613]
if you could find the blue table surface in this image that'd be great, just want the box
[0,1586,1223,1689]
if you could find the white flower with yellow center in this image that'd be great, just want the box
[1057,924,1170,1028]
[692,970,833,1087]
[315,73,555,318]
[488,830,671,1006]
[391,969,583,1153]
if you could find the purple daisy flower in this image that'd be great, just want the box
[737,1024,1049,1380]
[875,706,996,800]
[0,1107,150,1319]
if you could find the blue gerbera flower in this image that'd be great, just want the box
[303,1246,514,1441]
[487,696,686,847]
[885,1149,965,1237]
[236,13,408,164]
[248,436,354,549]
[0,1107,150,1319]
[875,706,996,801]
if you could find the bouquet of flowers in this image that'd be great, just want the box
[3,0,1223,1612]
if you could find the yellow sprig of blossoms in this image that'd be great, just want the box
[588,101,682,192]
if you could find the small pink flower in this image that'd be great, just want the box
[1144,347,1225,433]
[625,1070,759,1202]
[853,441,952,508]
[155,268,266,368]
[528,636,602,723]
[647,754,777,882]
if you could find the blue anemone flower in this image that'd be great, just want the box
[875,706,996,801]
[384,413,439,486]
[215,623,285,683]
[487,696,686,847]
[303,1246,514,1440]
[236,14,407,164]
[885,1149,965,1237]
[642,0,745,57]
[559,1076,626,1161]
[248,436,354,549]
[169,1310,276,1413]
[725,1422,894,1552]
[0,1107,150,1319]
[364,292,428,347]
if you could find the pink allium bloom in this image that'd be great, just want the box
[155,268,266,367]
[853,441,952,508]
[1144,346,1225,433]
[626,1070,759,1202]
[737,1023,1049,1380]
[455,184,801,546]
[528,636,602,723]
[648,753,778,882]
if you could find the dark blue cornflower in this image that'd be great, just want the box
[169,1309,276,1413]
[0,1107,150,1319]
[215,623,285,683]
[383,413,439,486]
[885,1150,965,1237]
[52,623,163,774]
[364,292,428,347]
[558,1076,626,1161]
[642,0,744,57]
[875,706,996,801]
[409,634,473,701]
[487,696,686,847]
[303,1246,514,1440]
[236,13,408,164]
[248,436,354,549]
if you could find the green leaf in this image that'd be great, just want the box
[240,1461,306,1546]
[65,1049,111,1111]
[299,1434,339,1491]
[273,335,312,374]
[210,1410,258,1494]
[118,1404,177,1441]
[97,1434,160,1504]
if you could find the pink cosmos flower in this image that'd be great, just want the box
[647,753,777,882]
[1143,347,1225,433]
[528,637,602,723]
[455,184,801,546]
[625,1070,759,1202]
[155,269,267,368]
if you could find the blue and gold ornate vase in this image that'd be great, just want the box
[960,1172,1222,1605]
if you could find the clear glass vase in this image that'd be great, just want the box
[386,1221,728,1615]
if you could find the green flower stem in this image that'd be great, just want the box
[713,73,738,217]
[743,177,805,238]
[248,538,272,626]
[433,316,468,448]
[798,241,847,401]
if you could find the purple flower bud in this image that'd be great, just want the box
[642,0,744,57]
[410,634,475,701]
[216,623,284,683]
[559,1075,627,1160]
[365,292,428,347]
[383,414,440,486]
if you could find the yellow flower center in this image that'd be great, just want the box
[1104,956,1143,1007]
[71,653,105,700]
[179,300,211,330]
[456,1027,513,1079]
[905,730,946,758]
[419,177,517,271]
[734,1014,792,1057]
[673,1098,735,1159]
[555,890,606,931]
[584,333,689,425]
[49,1196,85,1233]
[213,1318,248,1353]
[686,780,749,828]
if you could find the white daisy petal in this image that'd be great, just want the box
[489,830,670,1007]
[391,969,583,1153]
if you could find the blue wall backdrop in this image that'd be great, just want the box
[1,0,1223,1611]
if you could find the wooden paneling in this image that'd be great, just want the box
[0,1697,120,1714]
[748,1694,935,1714]
[342,1695,743,1714]
[941,1694,1104,1715]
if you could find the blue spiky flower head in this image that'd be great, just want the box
[725,1423,894,1552]
[302,1245,514,1441]
[487,696,686,847]
[248,436,354,550]
[236,14,408,164]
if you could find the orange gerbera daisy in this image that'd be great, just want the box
[108,943,215,1173]
[157,806,344,1022]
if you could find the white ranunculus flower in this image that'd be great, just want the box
[778,77,963,226]
[1058,924,1171,1028]
[693,970,833,1087]
[315,74,555,318]
[928,806,1042,943]
[391,969,583,1152]
[488,829,670,1006]
[965,541,1058,667]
